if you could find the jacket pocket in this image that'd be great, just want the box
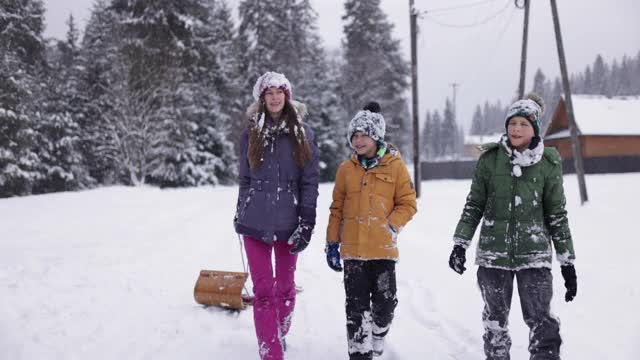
[519,221,551,254]
[238,188,255,219]
[374,173,395,198]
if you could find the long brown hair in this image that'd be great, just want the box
[247,99,312,169]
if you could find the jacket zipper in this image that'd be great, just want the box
[508,175,517,267]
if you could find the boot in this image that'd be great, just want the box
[372,335,384,357]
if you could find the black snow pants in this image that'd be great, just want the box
[343,259,397,360]
[477,266,562,360]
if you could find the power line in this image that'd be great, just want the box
[421,0,512,29]
[421,0,500,14]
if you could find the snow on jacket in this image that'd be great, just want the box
[234,102,320,244]
[326,146,417,260]
[453,141,575,270]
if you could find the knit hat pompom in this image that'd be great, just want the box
[526,92,545,115]
[347,102,386,148]
[363,101,381,113]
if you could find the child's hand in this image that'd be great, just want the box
[289,222,313,254]
[325,242,343,272]
[560,264,577,302]
[449,245,467,275]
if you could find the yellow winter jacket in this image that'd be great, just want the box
[326,146,417,260]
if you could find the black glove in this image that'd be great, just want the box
[289,207,316,254]
[561,264,577,302]
[325,242,343,272]
[288,222,313,254]
[449,245,467,275]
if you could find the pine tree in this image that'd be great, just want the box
[431,110,443,159]
[532,68,548,100]
[583,65,593,94]
[341,0,410,154]
[470,105,484,135]
[32,14,86,193]
[237,0,347,181]
[592,54,609,96]
[282,0,349,181]
[617,55,633,96]
[314,51,350,181]
[544,78,562,133]
[634,51,640,94]
[441,98,458,158]
[79,0,121,184]
[208,0,244,144]
[456,126,465,159]
[103,0,239,186]
[421,111,431,159]
[0,0,47,197]
[237,0,282,83]
[609,59,622,96]
[149,0,238,187]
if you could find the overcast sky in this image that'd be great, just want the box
[43,0,640,130]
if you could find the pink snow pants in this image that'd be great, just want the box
[244,236,298,360]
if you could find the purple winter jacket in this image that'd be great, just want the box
[234,105,320,244]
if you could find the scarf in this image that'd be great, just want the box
[499,134,544,177]
[358,141,388,170]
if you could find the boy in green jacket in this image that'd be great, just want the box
[448,93,577,360]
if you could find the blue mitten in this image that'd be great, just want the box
[325,242,343,272]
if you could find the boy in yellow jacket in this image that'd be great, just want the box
[326,102,417,359]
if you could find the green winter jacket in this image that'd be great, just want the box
[453,142,575,270]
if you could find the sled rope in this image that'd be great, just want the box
[238,234,252,298]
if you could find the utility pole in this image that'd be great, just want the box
[410,0,421,198]
[518,0,530,99]
[550,0,588,204]
[450,82,459,118]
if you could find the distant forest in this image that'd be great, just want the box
[421,51,640,161]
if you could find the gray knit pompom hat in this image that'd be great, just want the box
[504,93,545,137]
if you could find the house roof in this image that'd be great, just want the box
[464,133,503,145]
[546,95,640,139]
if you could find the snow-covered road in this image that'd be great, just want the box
[1,174,639,359]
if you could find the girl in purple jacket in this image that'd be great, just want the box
[234,71,320,360]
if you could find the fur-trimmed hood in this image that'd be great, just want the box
[245,100,308,124]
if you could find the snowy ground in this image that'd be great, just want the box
[1,173,639,359]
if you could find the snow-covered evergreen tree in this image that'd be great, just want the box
[431,110,443,159]
[314,50,350,181]
[421,111,431,159]
[237,0,347,181]
[78,0,121,184]
[104,0,237,186]
[592,54,609,96]
[614,56,633,96]
[532,69,549,100]
[285,1,349,181]
[440,98,458,158]
[0,0,47,197]
[469,105,484,135]
[32,14,87,193]
[634,51,640,94]
[543,78,563,132]
[582,65,592,95]
[340,0,410,154]
[207,0,244,143]
[148,0,238,187]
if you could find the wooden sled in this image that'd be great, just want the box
[194,270,252,310]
